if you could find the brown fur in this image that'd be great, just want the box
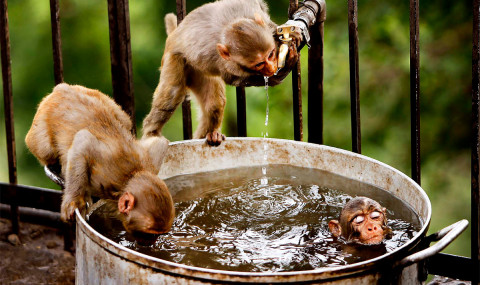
[142,0,299,146]
[328,197,391,245]
[25,83,175,234]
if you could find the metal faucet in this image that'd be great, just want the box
[276,25,295,70]
[275,0,327,70]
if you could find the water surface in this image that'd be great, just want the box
[88,164,421,272]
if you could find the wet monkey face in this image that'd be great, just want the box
[329,197,392,245]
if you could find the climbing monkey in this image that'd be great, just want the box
[329,197,392,245]
[25,83,175,234]
[142,0,300,146]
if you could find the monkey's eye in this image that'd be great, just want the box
[353,215,364,224]
[370,211,381,219]
[254,62,265,69]
[268,50,275,60]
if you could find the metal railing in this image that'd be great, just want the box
[0,0,478,282]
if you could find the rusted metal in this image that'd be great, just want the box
[176,0,193,140]
[0,182,73,250]
[0,204,63,228]
[427,253,472,281]
[43,165,73,251]
[49,0,63,84]
[289,0,303,141]
[0,0,19,234]
[73,138,468,284]
[347,0,361,154]
[236,87,247,137]
[472,0,480,282]
[410,0,421,184]
[107,0,135,134]
[307,1,326,144]
[0,183,62,212]
[398,220,468,268]
[292,59,303,141]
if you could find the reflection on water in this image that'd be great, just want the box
[88,164,421,272]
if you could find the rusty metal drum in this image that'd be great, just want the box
[75,138,467,284]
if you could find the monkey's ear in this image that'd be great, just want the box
[118,192,135,214]
[328,220,342,237]
[217,44,230,60]
[254,13,265,26]
[140,136,169,172]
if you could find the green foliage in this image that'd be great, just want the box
[0,0,472,258]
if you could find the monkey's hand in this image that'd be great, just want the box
[206,131,226,146]
[61,196,86,222]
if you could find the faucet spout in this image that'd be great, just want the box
[276,25,295,69]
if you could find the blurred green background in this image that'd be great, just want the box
[0,0,472,258]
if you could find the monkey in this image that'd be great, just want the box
[328,197,392,245]
[25,83,175,235]
[142,0,301,146]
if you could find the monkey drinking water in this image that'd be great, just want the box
[25,84,175,234]
[328,197,392,245]
[142,0,300,146]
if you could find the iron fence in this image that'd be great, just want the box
[0,0,478,282]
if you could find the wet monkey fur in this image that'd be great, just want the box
[142,0,300,146]
[329,197,392,245]
[25,84,175,235]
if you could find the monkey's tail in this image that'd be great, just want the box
[164,13,177,36]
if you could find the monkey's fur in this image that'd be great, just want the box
[329,197,392,245]
[26,83,175,234]
[142,0,299,145]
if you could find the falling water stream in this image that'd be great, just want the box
[261,76,269,185]
[85,73,421,274]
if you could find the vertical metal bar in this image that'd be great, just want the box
[236,87,247,137]
[49,0,63,84]
[0,0,19,234]
[307,17,325,144]
[49,0,73,251]
[107,0,135,134]
[289,0,303,141]
[472,0,480,281]
[176,0,192,140]
[347,0,361,153]
[292,60,303,141]
[410,0,421,184]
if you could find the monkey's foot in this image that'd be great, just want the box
[60,199,85,222]
[206,131,226,146]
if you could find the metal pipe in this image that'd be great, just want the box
[0,204,63,228]
[107,0,136,135]
[0,183,62,213]
[472,0,480,282]
[410,0,421,184]
[236,87,247,137]
[307,0,326,145]
[176,0,193,140]
[292,58,303,141]
[49,0,63,84]
[0,0,19,234]
[347,0,361,154]
[427,253,472,281]
[289,0,303,142]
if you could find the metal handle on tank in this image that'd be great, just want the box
[396,219,469,267]
[44,165,65,188]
